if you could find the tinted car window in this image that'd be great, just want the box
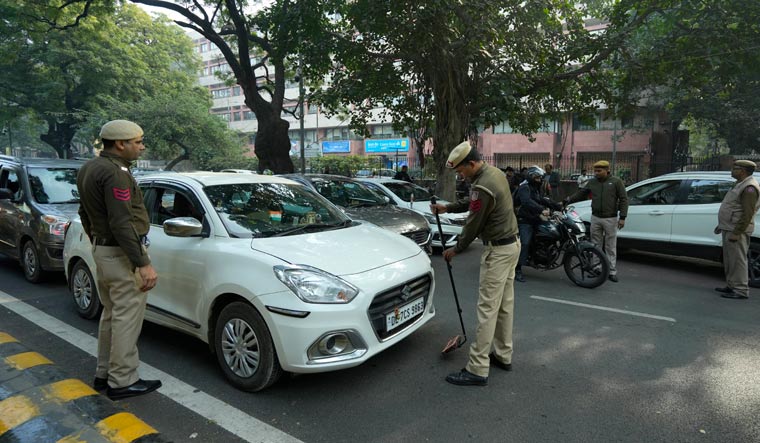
[628,180,681,205]
[205,182,349,238]
[27,167,79,204]
[1,168,22,200]
[383,182,432,202]
[311,178,386,207]
[684,179,733,205]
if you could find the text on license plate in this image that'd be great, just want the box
[386,297,425,332]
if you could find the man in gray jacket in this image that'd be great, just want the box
[564,160,628,282]
[714,160,760,299]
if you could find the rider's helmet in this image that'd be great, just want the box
[526,165,545,180]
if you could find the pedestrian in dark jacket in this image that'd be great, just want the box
[393,165,413,182]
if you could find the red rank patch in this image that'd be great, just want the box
[112,187,131,201]
[469,199,482,212]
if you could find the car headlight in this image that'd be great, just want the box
[41,215,70,236]
[424,213,452,226]
[273,265,359,304]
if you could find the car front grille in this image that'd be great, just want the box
[368,274,432,341]
[402,229,432,246]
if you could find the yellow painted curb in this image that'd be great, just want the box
[0,332,18,344]
[96,412,158,443]
[0,395,39,437]
[43,379,98,403]
[5,351,53,370]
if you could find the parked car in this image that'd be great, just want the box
[0,155,84,282]
[64,172,436,391]
[354,169,396,178]
[281,174,432,251]
[569,171,760,286]
[357,177,467,249]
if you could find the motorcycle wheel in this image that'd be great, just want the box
[563,244,610,288]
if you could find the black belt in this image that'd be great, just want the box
[93,237,119,246]
[485,235,518,246]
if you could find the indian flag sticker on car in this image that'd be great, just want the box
[269,210,282,222]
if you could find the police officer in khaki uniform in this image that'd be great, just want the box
[714,160,760,299]
[431,142,520,386]
[77,120,161,400]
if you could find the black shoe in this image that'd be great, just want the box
[720,292,748,299]
[93,377,108,391]
[107,379,162,400]
[445,369,487,386]
[489,353,512,371]
[608,275,618,282]
[714,286,733,294]
[515,270,526,283]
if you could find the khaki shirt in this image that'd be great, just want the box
[77,151,151,267]
[717,175,760,234]
[446,163,519,253]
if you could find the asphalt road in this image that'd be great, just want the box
[1,244,758,443]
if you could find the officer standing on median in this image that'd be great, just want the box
[714,160,760,300]
[430,141,520,386]
[77,120,161,400]
[564,160,628,282]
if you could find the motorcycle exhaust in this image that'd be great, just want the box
[431,197,468,354]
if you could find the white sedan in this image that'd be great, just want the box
[64,172,435,391]
[357,177,467,249]
[570,170,760,286]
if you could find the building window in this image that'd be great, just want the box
[573,113,598,131]
[217,113,231,122]
[325,127,359,140]
[493,121,515,134]
[244,111,257,120]
[371,124,399,139]
[288,129,317,143]
[281,104,297,119]
[307,103,318,114]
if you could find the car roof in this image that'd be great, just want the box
[138,171,298,186]
[658,171,760,179]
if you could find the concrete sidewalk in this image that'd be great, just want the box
[0,331,167,443]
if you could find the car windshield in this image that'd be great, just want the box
[27,167,80,204]
[204,182,350,238]
[383,182,432,202]
[311,178,388,207]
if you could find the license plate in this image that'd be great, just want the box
[385,297,425,332]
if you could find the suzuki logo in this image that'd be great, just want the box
[400,285,412,301]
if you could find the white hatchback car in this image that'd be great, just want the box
[357,178,467,249]
[64,172,435,391]
[570,171,760,286]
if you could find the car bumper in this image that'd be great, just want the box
[431,224,463,248]
[258,254,436,373]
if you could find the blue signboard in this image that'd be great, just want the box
[365,138,409,153]
[322,140,351,153]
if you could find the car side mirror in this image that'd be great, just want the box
[0,188,12,200]
[164,217,203,237]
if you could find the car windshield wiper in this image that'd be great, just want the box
[52,199,80,204]
[269,220,351,237]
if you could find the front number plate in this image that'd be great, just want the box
[386,297,425,332]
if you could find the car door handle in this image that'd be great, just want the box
[648,210,666,216]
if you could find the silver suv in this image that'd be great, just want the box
[0,155,84,282]
[570,171,760,286]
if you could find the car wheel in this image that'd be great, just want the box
[70,260,102,319]
[214,302,283,392]
[21,240,45,283]
[748,243,760,288]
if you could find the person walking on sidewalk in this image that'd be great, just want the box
[77,120,161,400]
[430,141,520,387]
[714,160,760,300]
[564,160,628,282]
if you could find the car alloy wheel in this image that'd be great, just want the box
[214,302,282,391]
[70,260,101,319]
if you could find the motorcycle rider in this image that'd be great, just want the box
[514,165,562,282]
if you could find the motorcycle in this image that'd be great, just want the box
[522,206,610,288]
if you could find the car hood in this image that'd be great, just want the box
[345,205,428,233]
[37,203,80,220]
[250,223,423,275]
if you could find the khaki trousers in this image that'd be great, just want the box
[722,231,750,297]
[465,241,521,378]
[590,215,619,276]
[93,245,148,388]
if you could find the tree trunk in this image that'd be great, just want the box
[40,119,76,159]
[254,117,294,173]
[431,63,469,202]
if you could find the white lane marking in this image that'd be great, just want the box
[530,296,677,322]
[0,290,303,443]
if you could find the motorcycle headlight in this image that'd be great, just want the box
[41,215,70,237]
[274,265,359,304]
